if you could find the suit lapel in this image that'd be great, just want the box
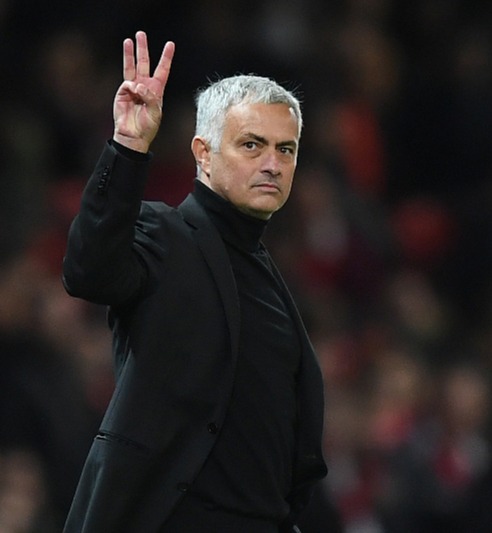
[178,194,240,356]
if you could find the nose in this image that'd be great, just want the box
[261,150,282,178]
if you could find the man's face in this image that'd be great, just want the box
[195,102,300,219]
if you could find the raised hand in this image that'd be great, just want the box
[113,31,175,153]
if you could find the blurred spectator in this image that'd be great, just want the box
[33,29,116,180]
[378,364,491,532]
[0,449,55,532]
[0,243,104,529]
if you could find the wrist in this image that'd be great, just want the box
[112,133,150,154]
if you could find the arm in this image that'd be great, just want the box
[62,32,175,306]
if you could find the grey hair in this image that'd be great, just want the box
[194,74,302,152]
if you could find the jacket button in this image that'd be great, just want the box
[177,482,190,493]
[97,176,109,195]
[207,423,218,434]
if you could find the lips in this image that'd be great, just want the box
[253,182,281,191]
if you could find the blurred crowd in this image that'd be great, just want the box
[2,0,492,531]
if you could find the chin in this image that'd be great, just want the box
[250,204,279,220]
[239,196,285,219]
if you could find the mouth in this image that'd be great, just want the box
[253,182,281,192]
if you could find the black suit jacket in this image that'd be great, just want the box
[62,142,327,532]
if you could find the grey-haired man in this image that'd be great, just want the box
[62,31,327,532]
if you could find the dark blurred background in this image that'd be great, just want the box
[2,0,492,531]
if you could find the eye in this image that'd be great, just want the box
[243,141,258,150]
[279,145,295,155]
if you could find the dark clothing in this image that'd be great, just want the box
[187,181,299,522]
[62,142,327,532]
[162,492,280,533]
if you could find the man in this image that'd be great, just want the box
[62,31,327,532]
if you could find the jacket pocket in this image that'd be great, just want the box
[95,430,152,456]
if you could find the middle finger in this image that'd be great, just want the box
[135,31,150,78]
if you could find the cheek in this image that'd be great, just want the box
[284,173,295,195]
[210,160,249,198]
[222,162,255,189]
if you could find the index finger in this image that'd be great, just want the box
[153,41,175,88]
[123,37,135,81]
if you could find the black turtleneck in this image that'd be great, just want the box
[183,180,301,524]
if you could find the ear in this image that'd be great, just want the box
[191,136,211,178]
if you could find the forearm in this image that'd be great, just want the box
[63,32,174,306]
[62,141,151,305]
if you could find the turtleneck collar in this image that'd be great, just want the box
[192,179,268,253]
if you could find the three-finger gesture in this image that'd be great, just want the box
[113,31,175,153]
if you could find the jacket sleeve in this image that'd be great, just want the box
[62,141,152,306]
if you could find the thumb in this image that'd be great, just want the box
[135,83,162,110]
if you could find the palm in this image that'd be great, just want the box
[113,32,175,152]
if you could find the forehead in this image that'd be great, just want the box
[223,102,300,140]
